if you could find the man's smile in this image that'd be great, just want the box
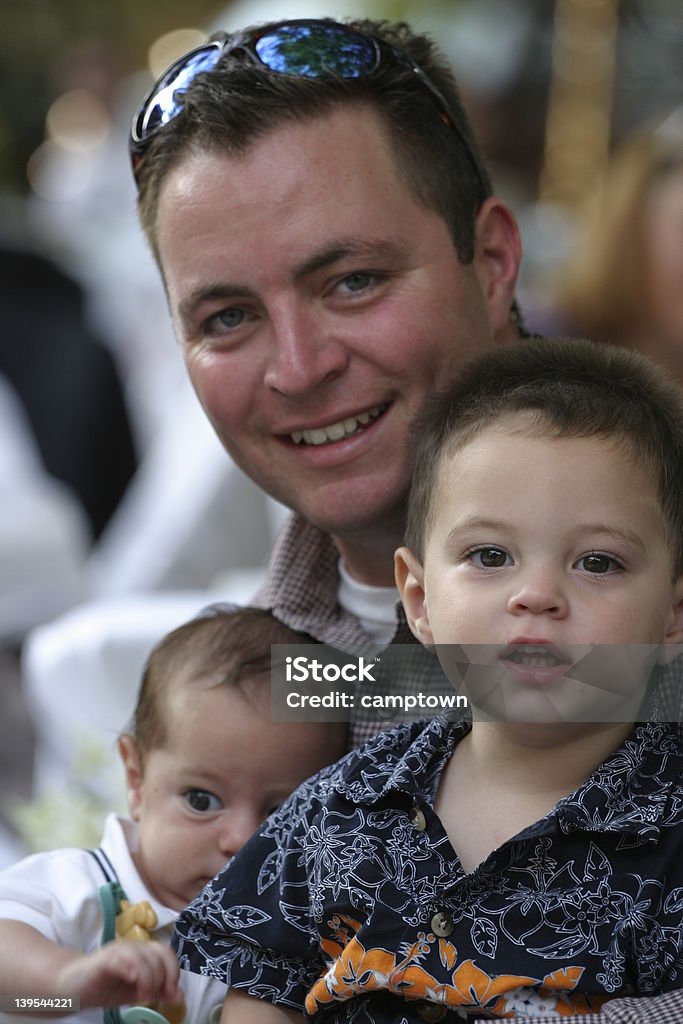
[286,403,389,446]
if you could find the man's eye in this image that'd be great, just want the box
[207,307,245,331]
[468,546,511,569]
[185,790,222,813]
[340,272,373,293]
[577,553,621,574]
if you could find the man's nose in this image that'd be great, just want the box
[506,571,569,618]
[263,306,349,396]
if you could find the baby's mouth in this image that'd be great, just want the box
[289,403,388,446]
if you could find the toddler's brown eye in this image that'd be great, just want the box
[581,554,612,574]
[476,547,508,568]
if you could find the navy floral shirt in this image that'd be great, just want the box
[174,719,683,1021]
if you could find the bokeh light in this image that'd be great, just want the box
[148,28,208,79]
[46,89,110,152]
[27,140,92,201]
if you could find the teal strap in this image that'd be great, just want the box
[98,881,128,1024]
[96,881,174,1024]
[99,881,128,946]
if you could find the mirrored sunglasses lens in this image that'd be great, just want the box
[142,47,221,136]
[255,24,376,78]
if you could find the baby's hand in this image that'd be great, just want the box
[56,940,181,1010]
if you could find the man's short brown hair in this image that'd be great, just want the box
[135,18,491,266]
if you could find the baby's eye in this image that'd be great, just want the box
[576,553,622,575]
[467,546,512,569]
[185,789,222,813]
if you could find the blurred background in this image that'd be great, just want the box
[2,0,683,860]
[4,0,683,304]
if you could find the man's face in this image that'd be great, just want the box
[156,105,512,552]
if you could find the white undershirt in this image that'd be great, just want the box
[337,558,399,646]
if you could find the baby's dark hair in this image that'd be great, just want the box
[133,605,316,759]
[406,337,683,575]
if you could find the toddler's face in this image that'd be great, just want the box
[120,683,343,911]
[397,418,683,725]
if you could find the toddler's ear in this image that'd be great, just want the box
[660,576,683,664]
[394,546,434,647]
[118,734,144,822]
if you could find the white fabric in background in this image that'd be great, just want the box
[0,375,88,642]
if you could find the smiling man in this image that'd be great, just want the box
[131,20,521,749]
[128,20,679,1023]
[153,103,514,579]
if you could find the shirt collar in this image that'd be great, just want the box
[555,721,683,841]
[100,814,177,931]
[330,717,468,805]
[328,719,683,843]
[256,513,415,652]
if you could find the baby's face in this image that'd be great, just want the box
[398,418,683,725]
[121,683,343,911]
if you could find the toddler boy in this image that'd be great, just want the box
[174,340,683,1021]
[0,606,346,1023]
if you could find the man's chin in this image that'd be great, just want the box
[312,500,407,549]
[274,476,407,538]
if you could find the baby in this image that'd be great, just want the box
[175,340,683,1021]
[0,606,347,1023]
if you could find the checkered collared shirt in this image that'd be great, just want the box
[253,513,447,747]
[254,513,683,1023]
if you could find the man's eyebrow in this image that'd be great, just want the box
[176,238,411,326]
[293,237,412,279]
[177,282,258,327]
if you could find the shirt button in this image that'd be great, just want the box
[430,910,454,937]
[208,1005,223,1024]
[416,1001,446,1022]
[409,805,427,831]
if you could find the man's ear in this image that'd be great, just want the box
[472,197,522,341]
[395,546,434,646]
[117,734,144,822]
[660,577,683,663]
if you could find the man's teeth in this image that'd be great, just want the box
[508,645,562,667]
[290,405,386,445]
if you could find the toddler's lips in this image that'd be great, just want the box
[500,642,573,685]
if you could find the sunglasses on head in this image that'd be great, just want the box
[129,18,489,196]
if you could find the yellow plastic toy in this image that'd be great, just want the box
[115,899,185,1024]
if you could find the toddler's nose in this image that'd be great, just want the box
[507,573,568,618]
